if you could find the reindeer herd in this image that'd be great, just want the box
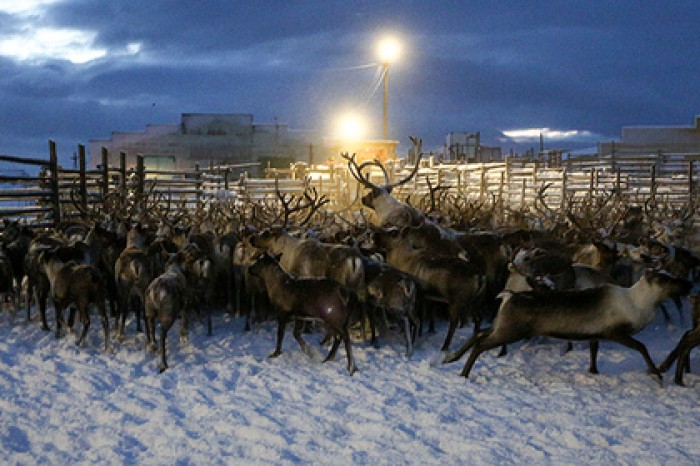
[1,137,700,385]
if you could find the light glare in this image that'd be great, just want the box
[377,37,401,63]
[335,113,367,141]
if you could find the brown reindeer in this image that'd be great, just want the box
[40,245,110,351]
[114,224,152,338]
[144,253,191,372]
[444,270,691,380]
[249,253,359,375]
[374,226,487,352]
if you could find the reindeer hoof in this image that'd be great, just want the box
[348,365,358,376]
[158,365,167,373]
[268,351,282,359]
[41,325,50,332]
[443,352,458,364]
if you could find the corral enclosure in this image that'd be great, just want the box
[0,141,698,228]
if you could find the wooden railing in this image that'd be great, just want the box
[0,144,698,230]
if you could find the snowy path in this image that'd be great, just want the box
[1,308,700,464]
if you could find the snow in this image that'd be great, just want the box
[1,305,700,465]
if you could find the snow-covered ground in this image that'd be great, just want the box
[1,305,700,465]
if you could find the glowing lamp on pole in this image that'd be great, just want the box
[376,37,401,140]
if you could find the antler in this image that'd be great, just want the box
[341,152,379,190]
[386,137,423,191]
[273,177,329,229]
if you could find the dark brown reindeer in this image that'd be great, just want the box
[40,245,110,351]
[114,224,152,338]
[144,252,191,372]
[24,234,68,329]
[0,246,16,311]
[249,253,359,375]
[364,259,420,357]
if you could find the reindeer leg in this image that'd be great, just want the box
[117,292,128,339]
[67,306,76,329]
[342,330,357,375]
[658,334,686,373]
[440,309,459,352]
[38,290,50,332]
[323,335,341,362]
[443,329,490,364]
[404,316,414,358]
[180,309,189,344]
[25,281,33,323]
[607,334,661,380]
[99,302,110,353]
[54,304,64,339]
[269,317,287,358]
[76,307,90,347]
[158,323,170,373]
[460,333,506,378]
[145,313,157,352]
[293,319,310,356]
[674,346,691,386]
[588,340,600,374]
[134,296,143,332]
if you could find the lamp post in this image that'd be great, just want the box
[377,37,401,140]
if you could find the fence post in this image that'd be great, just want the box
[136,155,145,196]
[560,169,567,210]
[194,163,201,204]
[650,164,657,195]
[119,151,127,195]
[49,140,61,226]
[101,147,109,199]
[78,144,87,211]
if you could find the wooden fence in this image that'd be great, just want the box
[1,142,698,230]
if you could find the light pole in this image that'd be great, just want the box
[377,37,400,140]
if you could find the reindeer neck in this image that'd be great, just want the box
[268,234,299,255]
[628,276,667,311]
[260,262,293,288]
[373,194,406,222]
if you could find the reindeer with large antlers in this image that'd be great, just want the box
[341,137,425,228]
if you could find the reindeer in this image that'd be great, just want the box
[443,270,691,380]
[364,259,420,356]
[0,246,16,311]
[144,253,191,372]
[374,226,487,352]
[114,224,152,338]
[23,234,67,329]
[341,137,425,229]
[249,253,359,375]
[40,245,110,351]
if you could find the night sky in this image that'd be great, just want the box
[1,1,698,166]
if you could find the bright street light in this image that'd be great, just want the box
[377,37,401,64]
[335,112,367,141]
[376,36,401,140]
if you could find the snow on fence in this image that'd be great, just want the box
[1,143,698,230]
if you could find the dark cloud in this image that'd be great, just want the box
[1,1,698,164]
